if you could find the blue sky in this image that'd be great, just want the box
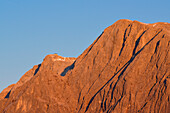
[0,0,170,92]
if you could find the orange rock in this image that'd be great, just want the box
[0,20,169,113]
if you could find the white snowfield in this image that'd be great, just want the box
[50,55,75,62]
[153,24,157,27]
[53,57,65,61]
[56,57,66,61]
[52,57,75,62]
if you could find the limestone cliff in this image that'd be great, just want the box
[0,19,169,113]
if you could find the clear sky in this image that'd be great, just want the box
[0,0,170,92]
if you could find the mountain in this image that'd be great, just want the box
[0,19,169,113]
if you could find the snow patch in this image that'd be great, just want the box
[53,57,66,61]
[153,24,157,27]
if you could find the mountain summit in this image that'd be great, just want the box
[0,19,169,113]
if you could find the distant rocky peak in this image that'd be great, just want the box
[43,54,76,63]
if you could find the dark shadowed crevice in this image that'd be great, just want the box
[132,30,147,56]
[60,61,75,76]
[107,79,126,112]
[119,30,127,56]
[127,24,132,37]
[154,40,160,54]
[78,89,83,104]
[109,63,129,106]
[119,24,132,56]
[135,30,163,56]
[104,81,113,108]
[137,102,148,112]
[78,97,85,112]
[34,64,41,76]
[100,90,106,111]
[162,34,165,38]
[4,90,11,99]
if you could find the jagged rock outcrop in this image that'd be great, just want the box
[0,19,169,113]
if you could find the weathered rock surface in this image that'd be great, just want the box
[0,19,169,113]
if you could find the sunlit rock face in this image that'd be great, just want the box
[0,19,169,113]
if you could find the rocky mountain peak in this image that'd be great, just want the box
[0,19,169,113]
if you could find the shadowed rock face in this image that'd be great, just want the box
[0,19,169,113]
